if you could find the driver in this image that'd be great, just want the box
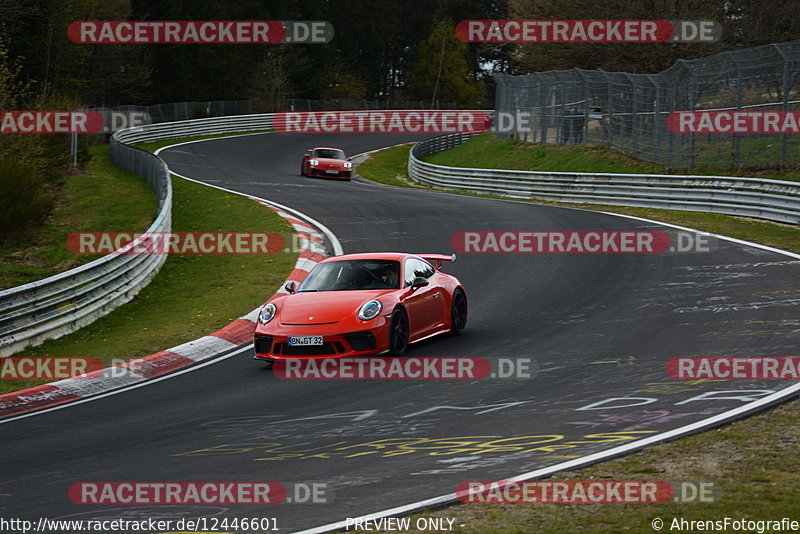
[378,264,398,288]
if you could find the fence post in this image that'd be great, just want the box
[772,44,792,167]
[606,71,614,148]
[679,60,698,171]
[727,52,743,168]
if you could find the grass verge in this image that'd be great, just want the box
[0,145,154,290]
[426,133,800,182]
[2,133,296,394]
[353,135,800,533]
[424,134,664,174]
[359,140,798,254]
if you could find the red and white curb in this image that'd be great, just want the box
[0,199,333,419]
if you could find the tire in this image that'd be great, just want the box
[300,163,306,176]
[450,289,467,335]
[388,308,409,355]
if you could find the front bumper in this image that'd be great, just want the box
[308,167,351,179]
[253,317,390,360]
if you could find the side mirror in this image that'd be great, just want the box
[411,276,429,289]
[347,157,352,161]
[285,281,297,294]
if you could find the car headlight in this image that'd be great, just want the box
[310,159,319,165]
[358,299,382,320]
[258,302,277,324]
[343,161,352,168]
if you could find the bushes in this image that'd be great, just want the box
[0,158,53,236]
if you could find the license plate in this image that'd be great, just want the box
[288,336,323,346]
[325,170,338,174]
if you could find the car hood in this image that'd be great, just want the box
[279,291,388,325]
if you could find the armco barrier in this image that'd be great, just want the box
[0,148,171,358]
[111,113,276,145]
[408,134,800,225]
[0,114,282,358]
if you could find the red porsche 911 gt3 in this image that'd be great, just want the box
[300,147,353,179]
[253,252,467,361]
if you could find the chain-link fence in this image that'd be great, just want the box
[286,98,456,111]
[494,40,800,170]
[88,98,457,126]
[87,100,259,126]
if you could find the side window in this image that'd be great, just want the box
[414,259,435,279]
[403,259,417,287]
[404,258,435,286]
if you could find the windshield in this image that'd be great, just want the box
[298,260,399,291]
[313,149,346,160]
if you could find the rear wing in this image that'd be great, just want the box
[419,253,457,270]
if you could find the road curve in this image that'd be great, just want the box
[1,132,798,532]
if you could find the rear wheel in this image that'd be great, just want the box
[388,308,409,355]
[450,289,467,335]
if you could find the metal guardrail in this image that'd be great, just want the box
[0,114,279,357]
[408,134,800,225]
[112,113,276,144]
[0,150,171,358]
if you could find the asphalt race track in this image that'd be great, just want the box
[2,132,799,532]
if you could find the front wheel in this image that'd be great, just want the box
[450,289,467,335]
[388,308,409,355]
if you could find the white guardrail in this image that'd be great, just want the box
[408,133,800,225]
[0,113,277,357]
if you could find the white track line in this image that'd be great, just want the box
[0,344,252,425]
[155,136,342,255]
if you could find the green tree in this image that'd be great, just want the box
[506,0,728,74]
[0,38,53,236]
[319,70,368,101]
[248,46,312,111]
[723,0,800,47]
[406,19,484,107]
